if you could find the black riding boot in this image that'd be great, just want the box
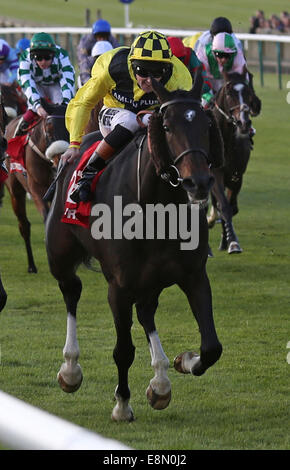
[70,125,134,203]
[70,151,107,203]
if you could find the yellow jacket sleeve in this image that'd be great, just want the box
[65,49,117,144]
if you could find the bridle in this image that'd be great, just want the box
[28,114,65,163]
[136,98,210,200]
[158,98,210,187]
[214,81,251,127]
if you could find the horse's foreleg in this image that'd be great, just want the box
[9,177,37,273]
[57,276,83,393]
[136,295,171,411]
[176,273,222,376]
[108,285,135,422]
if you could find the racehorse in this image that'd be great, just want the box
[5,101,69,273]
[208,67,261,253]
[45,69,223,421]
[0,83,27,122]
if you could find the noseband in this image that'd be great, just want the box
[159,98,210,187]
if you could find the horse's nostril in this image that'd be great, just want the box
[182,178,196,192]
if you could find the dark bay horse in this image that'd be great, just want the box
[208,68,261,253]
[0,83,27,122]
[46,70,223,421]
[5,101,69,273]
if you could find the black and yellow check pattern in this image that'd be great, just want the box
[130,31,172,62]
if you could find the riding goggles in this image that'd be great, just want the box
[32,53,54,61]
[213,51,233,59]
[132,61,172,79]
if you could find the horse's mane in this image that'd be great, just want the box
[41,99,67,116]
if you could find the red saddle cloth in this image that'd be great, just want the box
[6,135,29,174]
[61,141,104,228]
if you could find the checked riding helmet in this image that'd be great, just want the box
[129,30,173,80]
[30,32,56,55]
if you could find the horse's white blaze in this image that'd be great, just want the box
[148,331,171,395]
[59,313,82,386]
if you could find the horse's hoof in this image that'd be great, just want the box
[174,351,200,374]
[146,384,171,410]
[111,405,135,422]
[228,241,243,254]
[57,371,83,393]
[28,266,37,273]
[208,246,214,258]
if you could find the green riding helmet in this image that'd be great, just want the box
[30,32,56,52]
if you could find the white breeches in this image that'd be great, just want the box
[99,106,151,137]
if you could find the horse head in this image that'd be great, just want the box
[148,68,218,205]
[220,68,255,136]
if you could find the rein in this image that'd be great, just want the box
[28,114,65,164]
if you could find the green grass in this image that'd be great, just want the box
[1,0,289,31]
[0,72,289,450]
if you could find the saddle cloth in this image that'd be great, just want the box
[61,141,104,228]
[7,135,29,174]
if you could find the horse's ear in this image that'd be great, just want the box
[151,77,172,104]
[205,109,224,168]
[147,112,170,175]
[190,65,204,100]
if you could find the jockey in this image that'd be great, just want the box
[0,39,19,86]
[77,19,119,86]
[197,32,248,94]
[62,30,192,203]
[195,17,243,106]
[16,32,75,134]
[195,16,243,59]
[203,32,257,138]
[15,37,31,59]
[167,36,212,102]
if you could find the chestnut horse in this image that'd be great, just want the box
[208,69,261,253]
[5,101,69,273]
[46,70,223,421]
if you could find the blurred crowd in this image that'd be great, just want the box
[249,9,290,34]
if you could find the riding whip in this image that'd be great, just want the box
[43,161,69,202]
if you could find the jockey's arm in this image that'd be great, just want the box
[62,53,113,163]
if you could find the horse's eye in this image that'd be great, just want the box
[163,125,170,132]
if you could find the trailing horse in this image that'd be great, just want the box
[46,70,223,421]
[5,101,69,273]
[0,83,27,122]
[208,68,261,253]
